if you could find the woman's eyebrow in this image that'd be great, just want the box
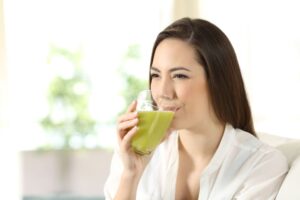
[150,67,160,72]
[150,66,191,72]
[170,67,191,72]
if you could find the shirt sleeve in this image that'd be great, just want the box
[103,150,123,200]
[233,149,289,200]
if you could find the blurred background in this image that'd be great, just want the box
[0,0,299,199]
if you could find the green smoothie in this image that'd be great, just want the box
[131,111,174,155]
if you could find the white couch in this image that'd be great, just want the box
[258,133,300,200]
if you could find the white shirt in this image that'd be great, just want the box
[104,124,288,200]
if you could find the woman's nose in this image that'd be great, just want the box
[158,77,175,100]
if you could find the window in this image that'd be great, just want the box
[3,0,162,150]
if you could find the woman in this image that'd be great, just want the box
[104,17,288,200]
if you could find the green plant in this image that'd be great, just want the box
[117,44,148,115]
[40,45,96,150]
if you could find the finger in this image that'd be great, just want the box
[122,126,138,150]
[117,112,138,123]
[117,118,139,135]
[126,100,137,113]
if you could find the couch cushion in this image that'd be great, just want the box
[276,141,300,166]
[276,156,300,200]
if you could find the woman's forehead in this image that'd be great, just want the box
[152,39,201,72]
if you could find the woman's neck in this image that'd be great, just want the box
[178,121,225,162]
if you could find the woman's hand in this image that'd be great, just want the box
[114,100,154,199]
[116,100,153,177]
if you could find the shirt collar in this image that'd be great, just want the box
[200,123,235,177]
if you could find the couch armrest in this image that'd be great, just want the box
[276,156,300,200]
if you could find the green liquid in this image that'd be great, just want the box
[131,111,174,155]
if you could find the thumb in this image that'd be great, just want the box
[126,100,137,113]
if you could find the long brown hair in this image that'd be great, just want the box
[149,17,256,136]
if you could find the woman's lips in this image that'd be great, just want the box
[160,106,181,112]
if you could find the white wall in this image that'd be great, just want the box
[199,0,300,138]
[0,0,21,199]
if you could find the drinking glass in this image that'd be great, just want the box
[131,90,175,155]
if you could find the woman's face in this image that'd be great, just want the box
[150,38,214,130]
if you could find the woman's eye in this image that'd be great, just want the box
[173,74,189,79]
[150,73,160,79]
